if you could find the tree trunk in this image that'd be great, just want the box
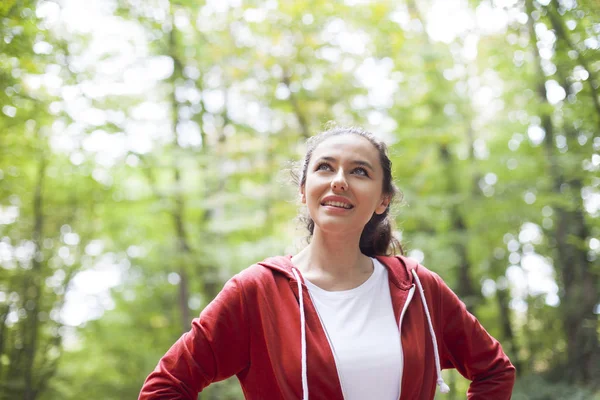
[526,0,599,385]
[0,303,9,382]
[168,4,192,333]
[23,147,47,400]
[439,144,480,312]
[405,0,481,313]
[496,284,522,373]
[283,71,310,139]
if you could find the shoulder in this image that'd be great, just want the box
[413,264,468,323]
[411,262,457,306]
[228,256,293,294]
[414,262,447,289]
[235,263,273,281]
[376,254,447,290]
[378,255,457,305]
[229,264,272,290]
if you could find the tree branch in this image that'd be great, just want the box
[548,0,600,127]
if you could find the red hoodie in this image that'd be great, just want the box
[139,255,515,399]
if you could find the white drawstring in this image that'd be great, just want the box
[292,268,309,400]
[411,269,450,394]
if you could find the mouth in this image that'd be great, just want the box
[320,200,354,209]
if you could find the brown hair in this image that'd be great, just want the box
[294,126,403,256]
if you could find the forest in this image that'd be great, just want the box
[0,0,598,399]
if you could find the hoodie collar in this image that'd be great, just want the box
[257,254,416,290]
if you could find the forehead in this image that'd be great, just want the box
[310,134,380,165]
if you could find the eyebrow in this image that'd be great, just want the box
[316,156,375,171]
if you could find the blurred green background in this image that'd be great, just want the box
[1,0,599,399]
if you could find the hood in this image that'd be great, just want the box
[257,255,296,279]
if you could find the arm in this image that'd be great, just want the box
[139,276,250,400]
[434,273,516,399]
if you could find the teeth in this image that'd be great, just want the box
[323,201,352,209]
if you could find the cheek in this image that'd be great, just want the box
[304,181,327,209]
[304,185,318,205]
[304,176,322,194]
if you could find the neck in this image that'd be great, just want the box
[292,228,373,290]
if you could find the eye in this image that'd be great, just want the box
[352,167,369,177]
[315,162,333,172]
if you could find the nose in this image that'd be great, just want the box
[331,170,348,191]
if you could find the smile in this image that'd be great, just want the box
[321,201,353,209]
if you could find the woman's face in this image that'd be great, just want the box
[301,134,390,236]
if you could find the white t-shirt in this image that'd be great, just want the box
[304,258,402,400]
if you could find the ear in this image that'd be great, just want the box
[300,185,306,204]
[375,195,390,215]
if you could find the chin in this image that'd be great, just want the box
[312,218,363,236]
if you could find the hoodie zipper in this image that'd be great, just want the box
[397,285,416,400]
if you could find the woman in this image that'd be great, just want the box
[139,127,515,399]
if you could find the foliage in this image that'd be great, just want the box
[0,0,598,399]
[512,375,600,400]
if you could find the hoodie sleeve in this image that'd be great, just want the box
[138,275,250,400]
[433,272,516,399]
